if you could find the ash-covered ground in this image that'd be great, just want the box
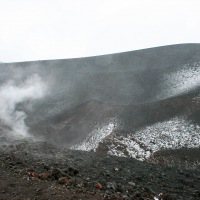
[0,135,200,200]
[0,44,200,199]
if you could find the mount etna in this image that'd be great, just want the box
[0,44,200,199]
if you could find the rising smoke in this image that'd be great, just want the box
[0,74,47,137]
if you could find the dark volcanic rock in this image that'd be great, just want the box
[0,137,199,199]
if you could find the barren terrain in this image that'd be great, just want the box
[0,44,200,199]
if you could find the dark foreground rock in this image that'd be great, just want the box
[0,137,200,199]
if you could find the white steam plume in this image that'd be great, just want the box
[0,74,47,137]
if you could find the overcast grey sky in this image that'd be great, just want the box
[0,0,200,62]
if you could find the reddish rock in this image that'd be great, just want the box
[95,183,102,189]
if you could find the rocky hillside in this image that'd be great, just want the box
[0,44,200,159]
[0,44,200,199]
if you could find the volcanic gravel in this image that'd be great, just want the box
[0,136,200,200]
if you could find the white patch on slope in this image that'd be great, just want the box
[108,136,151,160]
[157,62,200,100]
[70,119,116,151]
[108,117,200,160]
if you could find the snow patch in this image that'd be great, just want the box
[108,117,200,160]
[157,62,200,100]
[70,119,116,151]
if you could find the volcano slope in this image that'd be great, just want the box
[0,43,200,199]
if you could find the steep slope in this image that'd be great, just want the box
[0,44,200,160]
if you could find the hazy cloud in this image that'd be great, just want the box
[0,0,200,62]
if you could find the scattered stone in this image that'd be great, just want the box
[114,167,119,172]
[38,172,52,180]
[106,182,116,190]
[68,167,79,176]
[51,168,71,180]
[58,177,71,185]
[122,194,129,199]
[27,171,51,180]
[128,182,136,186]
[95,183,102,189]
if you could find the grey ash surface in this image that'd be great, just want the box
[1,44,200,149]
